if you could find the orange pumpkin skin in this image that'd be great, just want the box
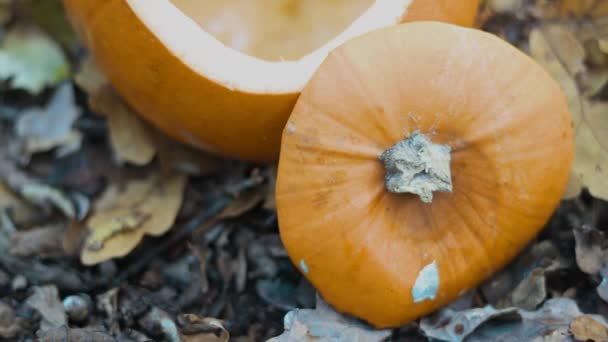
[403,0,480,26]
[276,22,574,328]
[63,0,480,161]
[63,0,298,161]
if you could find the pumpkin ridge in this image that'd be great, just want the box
[441,193,494,267]
[302,100,381,149]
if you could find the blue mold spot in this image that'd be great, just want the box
[300,259,309,274]
[412,260,439,303]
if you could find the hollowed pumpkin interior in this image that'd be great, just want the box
[169,0,374,61]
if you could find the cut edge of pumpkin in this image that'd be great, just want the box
[126,0,413,94]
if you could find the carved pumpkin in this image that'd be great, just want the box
[275,22,574,327]
[63,0,480,161]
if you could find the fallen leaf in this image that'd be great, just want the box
[268,294,391,342]
[37,326,115,342]
[600,40,608,54]
[529,25,608,200]
[15,83,82,160]
[0,27,69,94]
[76,60,221,173]
[509,268,546,310]
[568,101,608,200]
[570,316,608,342]
[81,171,187,265]
[420,305,520,342]
[17,0,78,49]
[89,85,156,166]
[73,56,108,95]
[0,301,24,339]
[25,285,67,332]
[422,298,607,342]
[488,0,523,14]
[0,182,36,225]
[19,183,76,219]
[218,187,265,220]
[481,240,569,307]
[96,288,119,322]
[573,225,608,275]
[9,224,64,257]
[0,0,11,26]
[263,166,277,211]
[178,314,229,342]
[153,131,223,176]
[247,238,279,279]
[530,0,608,19]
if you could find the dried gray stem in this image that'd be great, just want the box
[379,131,452,203]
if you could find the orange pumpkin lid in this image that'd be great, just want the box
[276,21,574,327]
[63,0,479,161]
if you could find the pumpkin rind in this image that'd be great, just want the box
[62,0,480,161]
[276,22,574,327]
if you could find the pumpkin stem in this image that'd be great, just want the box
[379,131,452,203]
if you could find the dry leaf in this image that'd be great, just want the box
[25,286,67,332]
[74,56,108,95]
[422,298,608,342]
[62,221,87,256]
[218,188,265,220]
[38,327,115,342]
[268,295,391,342]
[10,224,64,257]
[421,305,519,342]
[76,59,222,175]
[0,0,11,26]
[488,0,523,14]
[15,83,82,160]
[570,316,608,342]
[530,0,608,19]
[155,136,223,177]
[0,182,36,225]
[263,167,277,211]
[178,314,230,342]
[0,301,25,339]
[529,25,608,200]
[81,171,187,265]
[0,27,69,94]
[573,225,607,275]
[19,183,76,219]
[509,268,546,310]
[89,85,156,166]
[600,40,608,54]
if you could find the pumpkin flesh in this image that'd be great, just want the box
[169,0,375,61]
[276,22,574,327]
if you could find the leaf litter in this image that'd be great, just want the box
[0,26,69,94]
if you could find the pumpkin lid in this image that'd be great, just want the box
[276,21,574,327]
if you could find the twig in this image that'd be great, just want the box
[113,196,231,285]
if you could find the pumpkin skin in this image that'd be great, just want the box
[403,0,480,26]
[276,22,574,328]
[62,0,480,161]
